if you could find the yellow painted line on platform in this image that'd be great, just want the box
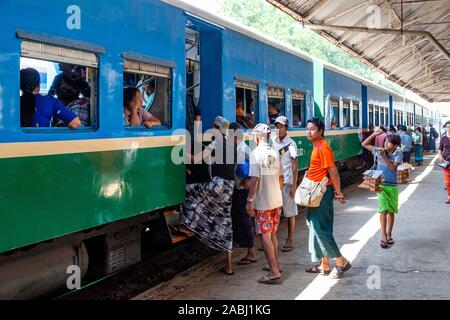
[295,155,438,300]
[0,135,185,159]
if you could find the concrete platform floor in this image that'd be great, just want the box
[135,154,450,300]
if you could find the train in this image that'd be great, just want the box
[0,0,441,299]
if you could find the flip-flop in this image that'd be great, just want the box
[282,245,294,252]
[380,240,390,249]
[387,238,395,245]
[329,262,352,279]
[258,247,264,251]
[219,267,234,276]
[237,258,258,265]
[257,275,282,285]
[305,265,331,275]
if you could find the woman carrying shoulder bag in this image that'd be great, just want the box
[303,118,351,279]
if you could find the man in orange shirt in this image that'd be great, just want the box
[304,118,352,279]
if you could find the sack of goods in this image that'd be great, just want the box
[295,176,329,208]
[359,170,383,192]
[397,163,414,184]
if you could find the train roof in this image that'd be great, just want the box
[163,0,433,111]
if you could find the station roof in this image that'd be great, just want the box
[267,0,450,102]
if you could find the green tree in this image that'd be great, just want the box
[218,0,403,94]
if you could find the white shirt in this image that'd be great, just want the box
[249,142,283,211]
[272,134,298,185]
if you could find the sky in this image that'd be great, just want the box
[180,0,449,117]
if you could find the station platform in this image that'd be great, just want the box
[134,154,450,300]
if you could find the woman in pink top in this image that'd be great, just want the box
[123,87,161,127]
[374,126,388,148]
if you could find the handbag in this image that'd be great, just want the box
[294,175,329,208]
[438,161,450,170]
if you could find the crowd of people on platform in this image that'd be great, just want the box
[179,107,450,283]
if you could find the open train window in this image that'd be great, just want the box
[267,86,285,125]
[343,100,351,128]
[368,105,374,127]
[352,101,360,127]
[235,80,258,129]
[330,98,340,129]
[20,41,98,129]
[379,107,385,126]
[374,106,380,127]
[292,90,306,128]
[123,59,172,129]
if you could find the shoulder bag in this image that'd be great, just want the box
[294,174,329,208]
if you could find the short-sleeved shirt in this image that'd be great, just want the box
[235,141,250,189]
[272,135,298,185]
[27,94,77,127]
[123,107,154,126]
[439,135,450,161]
[372,147,403,186]
[375,133,388,148]
[399,132,412,152]
[249,142,283,211]
[307,139,335,186]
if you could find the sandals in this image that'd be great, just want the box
[329,262,352,279]
[237,258,257,265]
[387,238,395,245]
[219,267,234,276]
[282,245,294,252]
[305,264,331,275]
[380,240,390,249]
[257,275,282,285]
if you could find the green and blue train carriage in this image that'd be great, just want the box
[0,0,439,297]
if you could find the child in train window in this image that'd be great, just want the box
[20,68,81,129]
[123,87,161,128]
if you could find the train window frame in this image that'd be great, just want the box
[368,104,374,127]
[267,86,286,125]
[352,100,360,128]
[19,40,99,132]
[342,99,351,128]
[235,79,259,130]
[329,97,340,129]
[123,59,173,131]
[374,105,380,127]
[291,89,306,128]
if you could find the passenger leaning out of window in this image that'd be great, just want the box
[20,68,81,129]
[123,87,161,128]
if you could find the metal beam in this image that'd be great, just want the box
[301,23,450,64]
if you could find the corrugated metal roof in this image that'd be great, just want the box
[267,0,450,102]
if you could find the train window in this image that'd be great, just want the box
[368,105,374,127]
[292,90,306,128]
[352,101,360,127]
[19,41,98,129]
[330,98,340,129]
[123,60,172,129]
[384,108,389,126]
[380,107,385,126]
[374,106,380,127]
[236,80,258,129]
[268,86,285,125]
[343,100,351,127]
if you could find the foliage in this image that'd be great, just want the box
[217,0,403,94]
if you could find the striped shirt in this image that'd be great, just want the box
[439,135,450,161]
